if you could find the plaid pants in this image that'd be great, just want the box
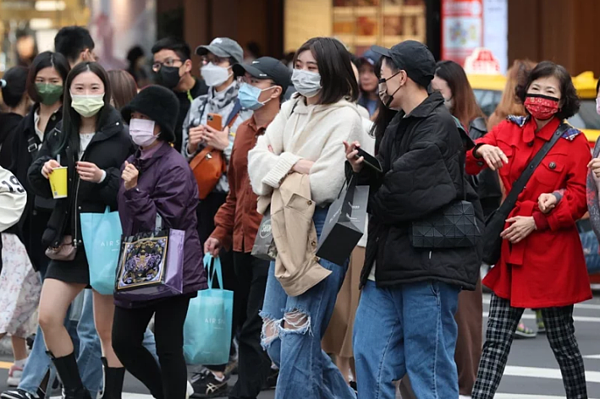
[472,294,587,399]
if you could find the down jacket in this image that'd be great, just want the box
[355,92,483,290]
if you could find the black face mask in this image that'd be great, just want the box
[154,66,181,90]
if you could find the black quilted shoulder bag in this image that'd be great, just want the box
[410,165,481,249]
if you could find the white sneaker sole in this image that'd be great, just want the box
[186,381,194,399]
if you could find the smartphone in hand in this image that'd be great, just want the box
[207,113,223,131]
[356,147,382,172]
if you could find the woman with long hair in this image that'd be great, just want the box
[27,62,132,399]
[488,59,537,131]
[468,61,590,399]
[430,60,490,398]
[247,37,365,399]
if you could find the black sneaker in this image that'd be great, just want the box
[190,370,229,398]
[1,389,40,399]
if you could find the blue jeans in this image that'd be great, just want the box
[354,280,460,399]
[20,289,158,396]
[260,207,356,399]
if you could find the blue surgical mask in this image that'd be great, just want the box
[238,82,274,111]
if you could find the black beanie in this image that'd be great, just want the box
[121,85,180,143]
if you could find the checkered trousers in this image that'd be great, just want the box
[472,294,587,399]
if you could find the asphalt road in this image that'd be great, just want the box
[0,293,599,398]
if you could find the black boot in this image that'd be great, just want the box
[48,352,91,399]
[100,358,125,399]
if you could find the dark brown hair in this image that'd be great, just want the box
[108,70,138,110]
[294,37,359,104]
[434,60,485,129]
[516,61,580,120]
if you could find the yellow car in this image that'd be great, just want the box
[469,72,600,146]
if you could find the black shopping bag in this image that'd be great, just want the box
[316,179,369,265]
[251,208,278,261]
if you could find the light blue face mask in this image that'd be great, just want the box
[238,82,275,111]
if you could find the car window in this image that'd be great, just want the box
[568,100,600,130]
[474,89,502,116]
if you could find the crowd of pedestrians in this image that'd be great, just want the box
[0,23,598,399]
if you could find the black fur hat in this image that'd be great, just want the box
[121,85,180,143]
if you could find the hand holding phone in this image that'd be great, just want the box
[356,147,382,172]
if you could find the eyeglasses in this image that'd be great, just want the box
[200,55,229,66]
[152,58,183,72]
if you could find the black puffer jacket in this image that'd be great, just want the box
[468,117,502,217]
[27,106,133,249]
[356,93,483,290]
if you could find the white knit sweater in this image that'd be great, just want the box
[248,96,367,205]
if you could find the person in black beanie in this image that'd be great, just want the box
[112,85,207,399]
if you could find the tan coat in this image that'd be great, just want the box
[258,173,331,297]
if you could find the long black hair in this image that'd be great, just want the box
[54,62,112,156]
[294,37,359,105]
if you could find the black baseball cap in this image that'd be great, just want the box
[233,57,292,91]
[371,41,436,88]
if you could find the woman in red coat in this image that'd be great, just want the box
[467,61,591,399]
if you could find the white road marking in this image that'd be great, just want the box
[495,395,598,399]
[505,365,600,383]
[584,354,600,360]
[482,312,600,323]
[482,296,600,311]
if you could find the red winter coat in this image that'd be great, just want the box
[466,116,592,308]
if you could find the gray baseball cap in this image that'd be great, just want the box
[195,37,244,64]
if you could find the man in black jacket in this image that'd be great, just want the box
[346,41,482,399]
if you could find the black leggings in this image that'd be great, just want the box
[112,295,191,399]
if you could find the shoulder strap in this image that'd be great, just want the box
[225,99,242,128]
[498,123,570,216]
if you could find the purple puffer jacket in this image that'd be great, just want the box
[116,142,207,308]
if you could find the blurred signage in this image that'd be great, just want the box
[464,48,500,74]
[441,0,483,66]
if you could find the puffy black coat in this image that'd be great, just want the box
[28,106,133,250]
[356,93,483,290]
[468,117,502,217]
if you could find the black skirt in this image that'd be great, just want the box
[45,245,90,285]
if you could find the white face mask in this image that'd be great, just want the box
[129,119,157,147]
[292,69,322,98]
[201,62,233,88]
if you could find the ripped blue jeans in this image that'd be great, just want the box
[260,206,356,399]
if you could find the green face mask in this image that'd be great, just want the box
[35,83,63,106]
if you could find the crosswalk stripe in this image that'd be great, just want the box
[495,395,598,399]
[505,365,600,383]
[482,297,600,311]
[483,312,600,323]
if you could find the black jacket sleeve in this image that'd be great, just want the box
[370,116,459,225]
[26,133,56,199]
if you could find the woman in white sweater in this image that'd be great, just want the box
[248,37,365,399]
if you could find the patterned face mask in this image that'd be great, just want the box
[524,94,560,121]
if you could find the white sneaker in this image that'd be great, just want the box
[459,396,472,399]
[186,381,194,399]
[7,364,23,387]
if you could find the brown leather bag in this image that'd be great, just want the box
[189,102,241,200]
[45,235,77,261]
[190,147,227,200]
